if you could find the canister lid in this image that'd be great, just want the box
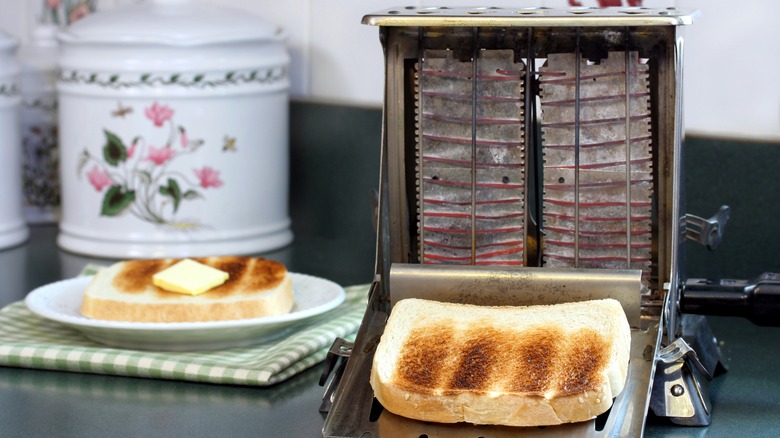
[0,31,18,78]
[18,25,58,67]
[58,0,283,46]
[0,30,18,52]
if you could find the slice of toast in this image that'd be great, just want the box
[81,257,293,322]
[370,298,631,427]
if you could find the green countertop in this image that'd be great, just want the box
[1,225,779,438]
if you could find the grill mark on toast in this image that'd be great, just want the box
[243,259,286,290]
[203,257,250,298]
[559,329,609,395]
[206,257,286,299]
[397,324,454,391]
[393,321,609,397]
[203,256,249,283]
[111,257,286,299]
[114,259,176,293]
[449,327,498,391]
[506,326,562,394]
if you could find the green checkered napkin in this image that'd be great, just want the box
[0,274,368,386]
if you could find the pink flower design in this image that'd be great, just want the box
[87,165,112,192]
[145,103,174,127]
[194,166,223,189]
[146,146,175,165]
[47,0,60,9]
[128,137,139,158]
[69,3,91,23]
[179,126,188,148]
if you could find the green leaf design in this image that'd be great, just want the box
[76,150,90,177]
[102,130,127,166]
[193,74,204,82]
[183,190,203,200]
[101,185,135,216]
[159,178,182,212]
[134,170,152,186]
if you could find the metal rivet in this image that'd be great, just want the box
[671,384,685,397]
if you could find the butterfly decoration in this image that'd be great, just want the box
[111,102,133,118]
[178,126,204,150]
[222,135,237,152]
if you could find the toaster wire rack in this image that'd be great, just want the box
[320,7,734,437]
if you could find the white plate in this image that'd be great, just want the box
[24,273,346,351]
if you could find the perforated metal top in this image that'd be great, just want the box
[363,6,696,27]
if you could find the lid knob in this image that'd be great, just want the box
[32,24,59,48]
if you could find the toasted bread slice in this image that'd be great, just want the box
[370,298,631,427]
[81,257,293,322]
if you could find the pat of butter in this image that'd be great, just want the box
[152,259,229,296]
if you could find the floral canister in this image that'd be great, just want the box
[56,0,292,258]
[18,24,60,224]
[0,31,30,250]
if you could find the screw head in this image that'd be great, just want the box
[671,384,685,397]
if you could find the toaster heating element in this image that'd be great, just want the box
[363,7,692,303]
[319,7,741,437]
[416,42,654,273]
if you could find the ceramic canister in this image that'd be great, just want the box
[56,0,292,258]
[0,31,30,250]
[18,24,60,224]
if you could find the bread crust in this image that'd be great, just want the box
[81,257,294,322]
[370,298,631,427]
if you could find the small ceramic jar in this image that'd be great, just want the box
[56,0,292,258]
[18,24,60,224]
[0,31,30,250]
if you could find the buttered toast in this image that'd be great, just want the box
[370,298,631,427]
[81,257,293,322]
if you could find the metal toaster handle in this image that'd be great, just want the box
[682,272,780,326]
[685,205,730,251]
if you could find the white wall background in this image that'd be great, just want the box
[2,0,779,141]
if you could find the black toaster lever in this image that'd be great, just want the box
[681,273,780,326]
